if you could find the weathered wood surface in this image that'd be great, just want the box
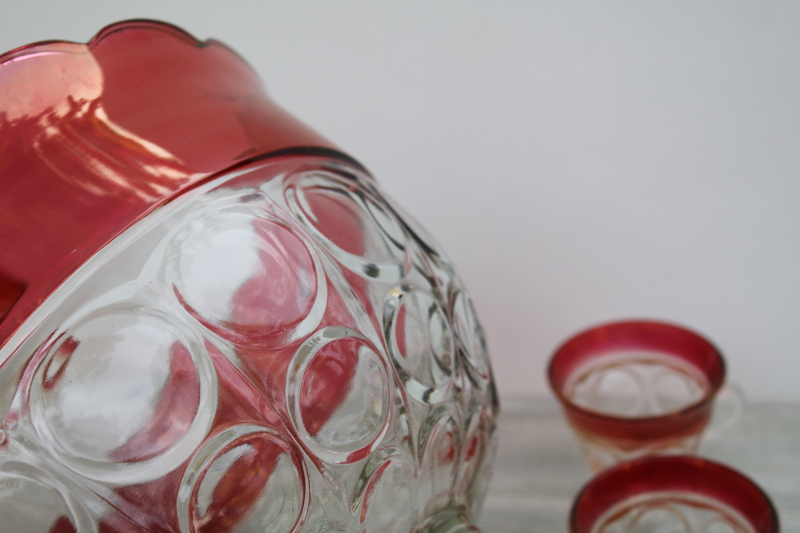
[478,396,800,532]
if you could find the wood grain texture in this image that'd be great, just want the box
[478,396,800,532]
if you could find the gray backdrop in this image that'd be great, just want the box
[2,1,799,402]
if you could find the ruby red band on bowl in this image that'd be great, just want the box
[0,20,357,352]
[570,455,779,533]
[548,320,726,447]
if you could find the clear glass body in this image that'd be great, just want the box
[0,156,498,532]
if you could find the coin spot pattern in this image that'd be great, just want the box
[285,171,408,282]
[168,204,325,346]
[30,308,216,485]
[287,327,390,464]
[178,425,307,533]
[385,286,454,404]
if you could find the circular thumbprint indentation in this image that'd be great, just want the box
[452,291,490,385]
[418,410,461,516]
[285,170,408,282]
[178,426,307,533]
[0,465,95,533]
[568,364,646,417]
[627,503,692,533]
[353,448,418,533]
[565,354,710,418]
[651,364,707,415]
[384,286,454,404]
[287,327,391,464]
[168,204,326,346]
[30,308,217,485]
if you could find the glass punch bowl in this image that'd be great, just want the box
[0,20,498,533]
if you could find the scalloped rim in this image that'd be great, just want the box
[0,19,205,66]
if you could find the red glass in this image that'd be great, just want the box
[570,455,779,533]
[548,321,727,469]
[0,19,341,352]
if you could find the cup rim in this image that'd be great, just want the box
[547,319,726,427]
[569,455,779,533]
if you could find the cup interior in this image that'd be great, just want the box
[549,321,726,420]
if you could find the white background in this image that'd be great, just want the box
[3,1,799,402]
